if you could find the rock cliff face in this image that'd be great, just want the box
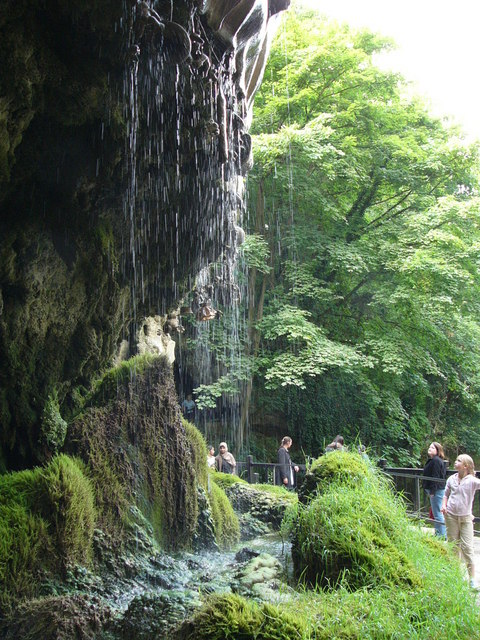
[0,0,289,468]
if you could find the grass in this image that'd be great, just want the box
[176,451,480,639]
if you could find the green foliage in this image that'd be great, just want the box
[258,305,371,389]
[240,234,272,274]
[0,455,96,610]
[246,4,480,461]
[207,481,240,549]
[181,308,253,410]
[39,391,68,456]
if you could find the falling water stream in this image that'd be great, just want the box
[121,0,251,453]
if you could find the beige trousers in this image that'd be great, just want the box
[445,512,475,578]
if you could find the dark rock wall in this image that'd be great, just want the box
[0,0,128,467]
[0,0,289,468]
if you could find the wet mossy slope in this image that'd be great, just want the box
[68,355,199,550]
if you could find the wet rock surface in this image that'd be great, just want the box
[1,522,290,639]
[225,481,295,529]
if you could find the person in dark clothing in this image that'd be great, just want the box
[276,436,299,488]
[422,441,447,537]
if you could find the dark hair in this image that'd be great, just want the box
[431,442,445,459]
[281,436,292,446]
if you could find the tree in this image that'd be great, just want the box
[246,4,480,463]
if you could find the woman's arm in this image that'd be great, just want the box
[441,477,452,513]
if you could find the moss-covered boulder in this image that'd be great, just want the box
[0,454,96,611]
[175,593,305,640]
[292,451,423,589]
[0,594,113,640]
[215,475,297,530]
[67,356,198,551]
[117,590,200,640]
[298,449,370,504]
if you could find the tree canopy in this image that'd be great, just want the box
[244,4,480,463]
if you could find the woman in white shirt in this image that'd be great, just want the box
[441,454,480,588]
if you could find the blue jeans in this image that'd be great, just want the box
[429,489,446,537]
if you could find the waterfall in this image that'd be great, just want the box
[120,0,290,453]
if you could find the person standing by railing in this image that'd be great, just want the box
[441,454,480,589]
[215,442,236,474]
[422,441,446,537]
[276,436,299,488]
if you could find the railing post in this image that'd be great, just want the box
[414,475,421,513]
[247,455,253,484]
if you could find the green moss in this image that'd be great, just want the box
[254,483,298,501]
[183,418,209,490]
[208,481,240,549]
[39,391,68,457]
[298,450,372,505]
[176,593,305,640]
[0,499,50,609]
[0,594,113,640]
[181,420,240,549]
[310,450,370,488]
[68,358,199,551]
[0,455,96,610]
[36,455,96,566]
[86,353,158,409]
[210,470,248,489]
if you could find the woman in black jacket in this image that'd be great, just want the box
[422,441,447,537]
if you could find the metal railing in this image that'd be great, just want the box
[236,455,306,488]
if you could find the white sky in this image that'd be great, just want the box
[301,0,480,141]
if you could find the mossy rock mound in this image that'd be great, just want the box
[215,475,297,530]
[0,594,113,640]
[298,450,370,504]
[174,593,305,640]
[118,590,199,640]
[67,356,198,551]
[0,454,96,610]
[292,452,422,590]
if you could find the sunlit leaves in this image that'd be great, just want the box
[257,306,372,388]
[240,234,271,274]
[247,6,480,457]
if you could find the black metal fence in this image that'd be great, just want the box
[236,455,306,488]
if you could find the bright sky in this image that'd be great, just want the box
[302,0,480,141]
